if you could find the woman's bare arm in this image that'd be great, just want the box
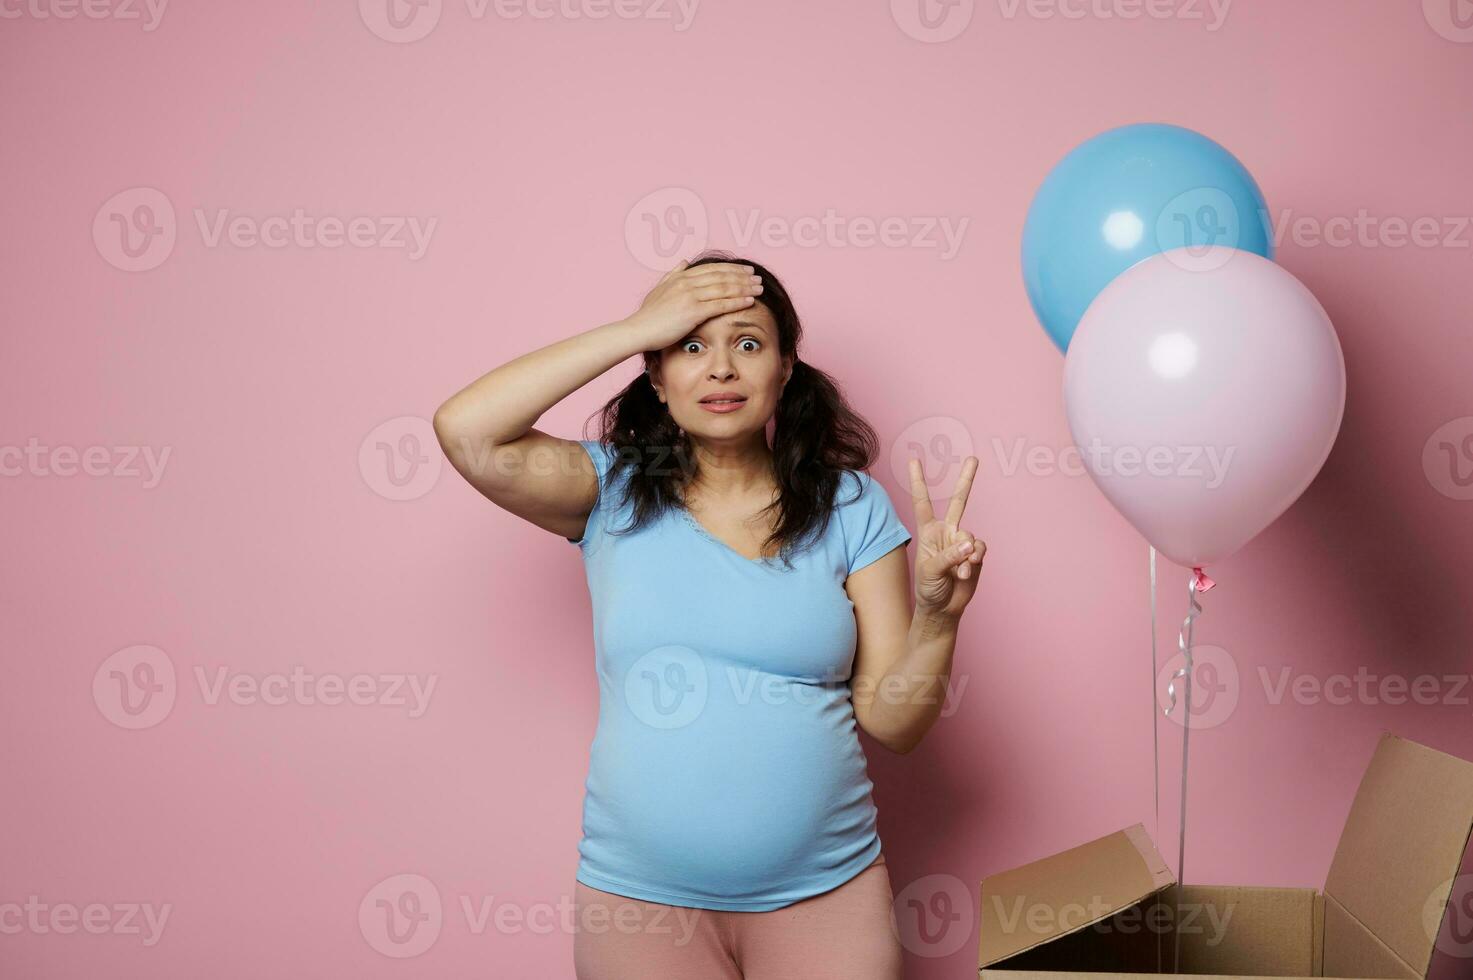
[432,318,649,540]
[431,261,762,541]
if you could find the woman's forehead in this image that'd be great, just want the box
[696,312,775,335]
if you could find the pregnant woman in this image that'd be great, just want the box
[432,252,985,979]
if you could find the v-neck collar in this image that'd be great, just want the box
[675,506,785,568]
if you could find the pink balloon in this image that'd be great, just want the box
[1063,248,1346,570]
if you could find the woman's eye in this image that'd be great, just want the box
[683,339,758,353]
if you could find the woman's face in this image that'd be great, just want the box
[649,304,791,444]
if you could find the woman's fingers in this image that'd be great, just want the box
[958,534,986,579]
[706,294,759,314]
[693,278,763,303]
[945,457,979,526]
[684,266,757,283]
[653,259,690,288]
[953,534,975,579]
[682,263,756,286]
[909,457,936,526]
[931,530,985,581]
[923,532,969,573]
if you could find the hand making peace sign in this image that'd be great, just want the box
[909,455,986,618]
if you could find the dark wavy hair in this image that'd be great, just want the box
[581,250,884,569]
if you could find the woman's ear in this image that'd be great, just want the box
[646,360,665,403]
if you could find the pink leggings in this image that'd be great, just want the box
[572,853,904,979]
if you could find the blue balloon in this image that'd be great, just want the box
[1022,122,1273,353]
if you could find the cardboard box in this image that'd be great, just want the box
[978,732,1473,979]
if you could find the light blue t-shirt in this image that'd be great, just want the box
[565,439,913,911]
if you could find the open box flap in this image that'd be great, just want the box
[1323,732,1473,979]
[979,824,1174,968]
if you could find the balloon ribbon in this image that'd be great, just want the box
[1160,566,1213,971]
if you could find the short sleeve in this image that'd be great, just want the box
[839,471,912,575]
[566,439,618,549]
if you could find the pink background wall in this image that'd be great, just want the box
[4,0,1472,975]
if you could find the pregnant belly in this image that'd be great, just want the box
[580,695,878,898]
